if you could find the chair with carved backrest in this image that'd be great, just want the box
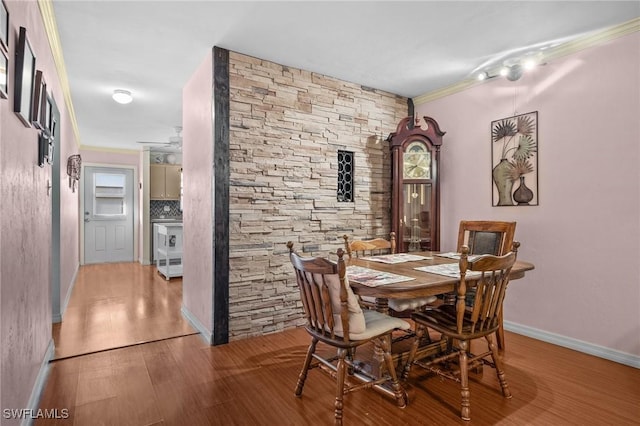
[456,220,516,350]
[457,221,516,259]
[403,242,520,421]
[287,242,409,426]
[342,233,437,314]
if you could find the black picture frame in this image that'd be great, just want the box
[14,26,36,127]
[0,0,8,52]
[32,70,47,129]
[491,111,539,206]
[0,48,7,99]
[38,131,47,167]
[45,95,53,130]
[46,134,54,165]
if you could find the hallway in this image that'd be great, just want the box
[52,263,196,360]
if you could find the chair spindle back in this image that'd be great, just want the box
[457,242,519,335]
[288,243,350,341]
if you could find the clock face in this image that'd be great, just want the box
[403,141,431,179]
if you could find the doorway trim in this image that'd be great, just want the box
[79,162,139,265]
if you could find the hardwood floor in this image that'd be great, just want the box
[40,263,640,425]
[52,263,196,359]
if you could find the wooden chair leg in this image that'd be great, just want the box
[486,334,512,399]
[458,340,471,421]
[497,310,505,350]
[402,323,426,379]
[295,338,317,397]
[379,337,408,408]
[334,349,347,426]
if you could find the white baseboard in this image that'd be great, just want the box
[21,339,55,426]
[54,265,79,323]
[504,321,640,369]
[181,305,213,345]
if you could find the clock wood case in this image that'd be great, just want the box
[389,116,445,252]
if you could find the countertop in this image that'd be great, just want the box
[151,217,183,223]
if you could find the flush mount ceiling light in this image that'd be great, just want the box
[112,89,133,104]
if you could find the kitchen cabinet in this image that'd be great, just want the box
[156,223,183,280]
[150,164,181,200]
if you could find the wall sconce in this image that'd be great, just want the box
[66,154,82,192]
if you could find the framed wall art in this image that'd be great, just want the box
[491,111,538,206]
[32,70,47,129]
[38,131,48,167]
[45,94,53,129]
[0,0,8,52]
[0,48,7,99]
[14,26,36,127]
[46,136,54,165]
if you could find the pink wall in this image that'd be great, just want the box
[416,32,640,356]
[181,51,214,340]
[0,1,80,416]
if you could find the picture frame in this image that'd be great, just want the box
[45,95,53,130]
[46,132,54,165]
[0,48,7,99]
[32,70,47,129]
[14,26,36,127]
[0,0,8,52]
[38,131,47,167]
[491,111,539,206]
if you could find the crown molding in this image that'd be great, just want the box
[414,17,640,106]
[38,0,81,147]
[80,145,140,155]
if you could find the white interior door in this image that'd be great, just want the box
[84,166,134,263]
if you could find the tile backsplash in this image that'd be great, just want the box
[150,200,182,218]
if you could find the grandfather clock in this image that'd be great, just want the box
[389,116,445,252]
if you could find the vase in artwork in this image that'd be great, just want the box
[492,158,514,206]
[513,175,534,205]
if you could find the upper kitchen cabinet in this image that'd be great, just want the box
[150,164,182,200]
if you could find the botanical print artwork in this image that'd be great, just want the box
[491,111,538,206]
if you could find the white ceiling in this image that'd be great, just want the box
[52,1,640,151]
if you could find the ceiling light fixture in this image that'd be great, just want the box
[112,89,133,104]
[523,58,537,71]
[476,52,545,84]
[505,64,523,81]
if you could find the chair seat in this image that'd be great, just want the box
[344,310,410,341]
[389,296,437,312]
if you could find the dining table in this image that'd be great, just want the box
[345,251,535,381]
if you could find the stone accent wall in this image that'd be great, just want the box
[228,51,407,340]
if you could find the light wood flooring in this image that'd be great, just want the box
[39,263,640,425]
[52,263,196,359]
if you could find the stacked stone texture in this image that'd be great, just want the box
[228,52,407,339]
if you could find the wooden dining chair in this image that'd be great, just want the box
[287,242,409,426]
[456,220,516,350]
[342,233,437,314]
[402,242,520,421]
[457,220,516,259]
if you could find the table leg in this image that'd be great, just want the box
[374,297,389,315]
[369,297,390,378]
